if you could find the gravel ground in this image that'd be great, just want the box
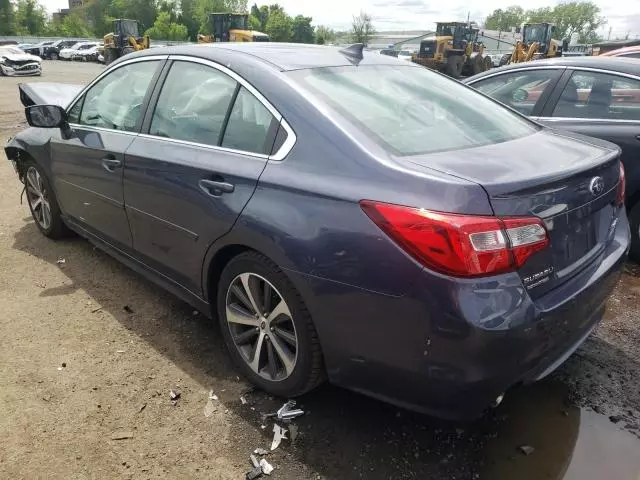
[1,61,639,480]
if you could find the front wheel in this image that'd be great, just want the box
[217,252,324,397]
[445,55,464,79]
[483,56,493,72]
[49,52,59,60]
[24,162,68,239]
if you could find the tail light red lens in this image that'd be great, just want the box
[360,201,549,278]
[616,162,626,206]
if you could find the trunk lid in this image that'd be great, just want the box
[402,129,622,296]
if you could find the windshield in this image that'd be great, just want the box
[398,51,412,56]
[288,65,537,156]
[524,25,548,44]
[0,47,23,55]
[78,44,94,50]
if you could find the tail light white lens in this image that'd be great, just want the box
[616,162,626,206]
[360,201,549,278]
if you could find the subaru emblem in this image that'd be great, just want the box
[589,176,604,196]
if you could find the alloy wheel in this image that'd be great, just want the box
[25,167,52,230]
[225,273,298,381]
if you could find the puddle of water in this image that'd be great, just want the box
[482,382,640,480]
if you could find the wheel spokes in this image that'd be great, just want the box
[273,326,297,348]
[248,331,266,373]
[267,299,291,323]
[266,338,279,379]
[269,332,295,376]
[233,328,259,346]
[226,303,260,327]
[240,273,263,316]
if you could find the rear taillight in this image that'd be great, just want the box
[616,162,626,206]
[360,201,549,278]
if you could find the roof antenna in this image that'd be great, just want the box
[338,43,364,65]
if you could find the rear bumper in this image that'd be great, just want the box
[292,208,629,419]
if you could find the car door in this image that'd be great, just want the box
[123,57,281,295]
[51,58,164,250]
[537,69,640,201]
[468,67,564,116]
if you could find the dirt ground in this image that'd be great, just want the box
[1,61,640,480]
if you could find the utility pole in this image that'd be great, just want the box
[607,26,611,40]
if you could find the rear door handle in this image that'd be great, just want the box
[101,156,122,172]
[199,179,235,196]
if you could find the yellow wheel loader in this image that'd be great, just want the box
[103,19,150,65]
[500,23,568,66]
[197,13,269,43]
[412,22,491,79]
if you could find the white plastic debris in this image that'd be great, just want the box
[250,454,260,468]
[204,390,218,417]
[260,458,274,475]
[254,448,269,456]
[270,424,287,451]
[240,396,248,405]
[56,257,66,265]
[276,400,305,421]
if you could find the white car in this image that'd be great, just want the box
[397,50,414,61]
[74,45,103,62]
[0,46,42,76]
[59,42,99,60]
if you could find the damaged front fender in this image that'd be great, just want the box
[4,130,55,182]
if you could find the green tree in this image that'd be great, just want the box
[265,7,291,41]
[290,15,313,43]
[145,10,189,40]
[83,0,113,36]
[0,0,14,35]
[484,5,524,31]
[248,14,260,31]
[351,10,375,45]
[178,0,200,40]
[545,1,604,43]
[250,3,268,31]
[314,25,336,44]
[59,10,93,37]
[111,0,158,31]
[14,0,47,35]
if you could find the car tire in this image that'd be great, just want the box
[49,52,58,60]
[629,203,640,262]
[23,161,68,239]
[217,251,324,397]
[471,54,483,75]
[483,56,493,72]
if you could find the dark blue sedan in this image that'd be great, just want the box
[5,43,630,419]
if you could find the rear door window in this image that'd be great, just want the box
[471,69,560,115]
[221,87,276,154]
[149,61,237,146]
[552,71,640,121]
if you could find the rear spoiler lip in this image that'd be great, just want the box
[18,82,84,109]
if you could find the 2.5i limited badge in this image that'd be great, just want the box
[523,267,555,289]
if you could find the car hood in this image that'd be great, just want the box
[0,52,41,63]
[19,83,83,108]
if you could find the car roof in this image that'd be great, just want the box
[123,42,413,71]
[465,56,640,82]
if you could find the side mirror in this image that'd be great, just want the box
[25,104,67,128]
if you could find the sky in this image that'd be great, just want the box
[39,0,640,39]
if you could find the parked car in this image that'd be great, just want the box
[43,39,85,60]
[379,48,399,58]
[0,46,42,76]
[5,44,629,419]
[73,44,103,62]
[397,49,413,61]
[464,57,640,259]
[600,46,640,59]
[59,42,99,60]
[16,43,35,51]
[22,41,54,58]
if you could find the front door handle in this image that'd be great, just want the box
[199,179,235,196]
[102,156,122,173]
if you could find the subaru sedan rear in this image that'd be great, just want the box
[5,44,629,419]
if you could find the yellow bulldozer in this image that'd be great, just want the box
[411,22,492,79]
[500,23,568,66]
[197,13,269,43]
[103,19,150,65]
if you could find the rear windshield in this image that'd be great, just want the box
[288,65,537,156]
